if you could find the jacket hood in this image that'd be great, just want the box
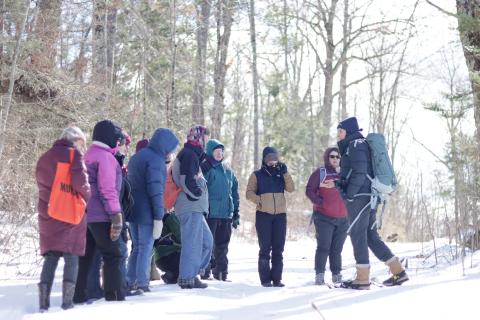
[206,139,225,158]
[148,128,179,156]
[323,147,340,173]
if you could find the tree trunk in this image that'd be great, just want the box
[192,0,212,125]
[457,1,480,153]
[319,0,339,149]
[92,0,118,109]
[249,0,260,168]
[166,0,177,127]
[31,0,62,72]
[339,0,349,120]
[0,0,29,160]
[231,47,245,175]
[211,0,234,139]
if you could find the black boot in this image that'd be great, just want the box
[38,283,51,313]
[383,270,409,286]
[61,281,76,310]
[273,281,285,287]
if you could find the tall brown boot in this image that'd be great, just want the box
[341,265,370,290]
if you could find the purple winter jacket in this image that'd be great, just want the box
[84,142,122,223]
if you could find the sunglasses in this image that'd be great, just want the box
[329,155,340,159]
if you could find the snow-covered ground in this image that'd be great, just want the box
[1,236,478,320]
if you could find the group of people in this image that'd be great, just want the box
[35,116,408,313]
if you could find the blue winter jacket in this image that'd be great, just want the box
[127,128,179,225]
[201,139,240,219]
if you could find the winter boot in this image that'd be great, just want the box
[332,274,342,284]
[341,266,370,290]
[161,272,178,284]
[179,277,208,289]
[38,283,51,313]
[315,273,325,285]
[61,281,76,310]
[383,257,409,286]
[200,268,212,280]
[272,281,285,287]
[261,282,273,287]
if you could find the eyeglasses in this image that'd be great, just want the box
[329,155,340,159]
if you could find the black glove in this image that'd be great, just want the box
[277,162,288,174]
[232,211,240,229]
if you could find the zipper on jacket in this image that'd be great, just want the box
[273,193,277,214]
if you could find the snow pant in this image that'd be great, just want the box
[126,222,154,288]
[346,196,394,266]
[255,211,287,284]
[156,252,180,282]
[178,212,213,281]
[86,249,103,299]
[74,223,126,303]
[40,251,78,287]
[205,218,232,277]
[313,212,348,274]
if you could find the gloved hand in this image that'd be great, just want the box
[232,212,240,229]
[153,220,163,240]
[110,213,123,241]
[277,162,288,174]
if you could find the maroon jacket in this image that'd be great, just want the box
[36,139,91,256]
[305,148,347,219]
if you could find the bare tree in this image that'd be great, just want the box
[211,0,235,139]
[249,0,260,168]
[31,0,62,72]
[92,0,118,110]
[0,0,30,159]
[166,0,177,127]
[192,0,212,125]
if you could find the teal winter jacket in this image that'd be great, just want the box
[200,139,240,219]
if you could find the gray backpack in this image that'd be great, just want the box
[347,133,397,233]
[365,133,397,196]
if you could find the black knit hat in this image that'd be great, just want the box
[92,120,123,148]
[337,117,362,135]
[262,146,279,163]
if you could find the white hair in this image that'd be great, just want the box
[60,126,86,143]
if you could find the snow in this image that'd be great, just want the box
[1,236,478,320]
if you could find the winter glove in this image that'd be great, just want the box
[153,220,163,240]
[232,212,240,229]
[110,213,123,241]
[277,162,288,175]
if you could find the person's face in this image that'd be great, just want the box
[213,148,223,161]
[337,128,347,141]
[267,160,278,167]
[328,151,341,168]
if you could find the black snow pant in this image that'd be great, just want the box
[74,223,125,303]
[205,218,232,277]
[347,197,394,266]
[255,212,287,284]
[313,212,348,275]
[156,252,180,283]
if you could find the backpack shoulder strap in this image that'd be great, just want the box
[318,167,326,187]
